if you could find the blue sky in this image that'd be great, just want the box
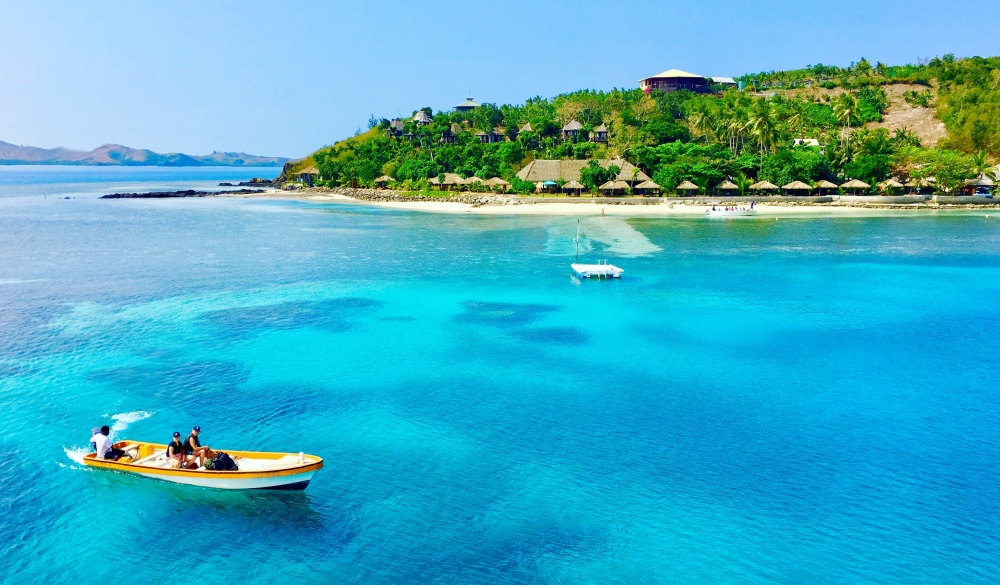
[1,0,995,158]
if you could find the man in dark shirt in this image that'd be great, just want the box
[184,426,214,467]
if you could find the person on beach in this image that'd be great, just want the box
[184,426,213,467]
[167,432,193,469]
[90,425,125,460]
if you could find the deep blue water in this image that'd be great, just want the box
[1,167,998,583]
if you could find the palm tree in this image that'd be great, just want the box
[972,150,997,180]
[687,108,714,142]
[747,99,777,163]
[833,93,858,153]
[734,172,753,196]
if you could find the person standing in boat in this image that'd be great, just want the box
[184,426,213,467]
[90,425,126,460]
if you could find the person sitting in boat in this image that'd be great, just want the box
[184,426,214,467]
[90,425,126,460]
[167,432,194,469]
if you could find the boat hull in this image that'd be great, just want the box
[83,441,323,491]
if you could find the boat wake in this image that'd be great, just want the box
[63,410,154,467]
[108,410,154,433]
[546,218,661,258]
[63,446,91,466]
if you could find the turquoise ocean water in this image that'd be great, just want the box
[1,166,998,583]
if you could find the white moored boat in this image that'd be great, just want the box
[571,262,623,278]
[706,208,757,218]
[83,441,323,490]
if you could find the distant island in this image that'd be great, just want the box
[0,140,289,167]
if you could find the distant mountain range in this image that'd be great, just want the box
[0,140,289,167]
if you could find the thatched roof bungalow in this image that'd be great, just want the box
[593,123,608,143]
[429,173,467,189]
[562,120,584,141]
[296,166,320,185]
[387,118,405,138]
[476,128,505,144]
[516,159,650,185]
[634,179,661,195]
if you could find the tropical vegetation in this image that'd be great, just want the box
[297,55,1000,195]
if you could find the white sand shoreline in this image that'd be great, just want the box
[223,190,994,218]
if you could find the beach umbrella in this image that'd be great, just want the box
[599,180,629,191]
[715,180,739,191]
[782,180,814,195]
[542,180,558,187]
[840,179,870,194]
[374,175,395,184]
[965,176,995,187]
[676,180,699,191]
[750,181,779,191]
[878,179,904,194]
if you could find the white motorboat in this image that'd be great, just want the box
[571,262,623,278]
[706,208,757,218]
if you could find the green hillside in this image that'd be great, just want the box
[296,55,1000,194]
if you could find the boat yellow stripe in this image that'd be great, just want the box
[84,459,322,479]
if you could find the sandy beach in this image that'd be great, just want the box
[226,190,989,218]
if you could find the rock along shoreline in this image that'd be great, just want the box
[100,189,265,199]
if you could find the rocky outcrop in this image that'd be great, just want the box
[219,178,275,187]
[100,189,264,199]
